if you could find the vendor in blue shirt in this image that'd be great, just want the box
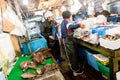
[61,10,85,76]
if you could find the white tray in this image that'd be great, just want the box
[99,38,120,50]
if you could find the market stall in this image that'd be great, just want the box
[74,38,120,80]
[73,17,120,80]
[1,0,120,80]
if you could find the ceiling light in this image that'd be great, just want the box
[23,0,28,5]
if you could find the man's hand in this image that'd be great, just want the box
[110,14,118,17]
[79,23,85,29]
[49,36,55,40]
[56,23,60,27]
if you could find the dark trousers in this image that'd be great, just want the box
[48,39,61,60]
[63,35,81,72]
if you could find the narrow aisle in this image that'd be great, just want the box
[59,52,106,80]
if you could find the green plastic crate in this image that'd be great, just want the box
[97,61,110,78]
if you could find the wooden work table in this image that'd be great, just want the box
[74,38,120,80]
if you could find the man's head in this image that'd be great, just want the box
[98,6,103,13]
[62,10,71,19]
[44,11,54,21]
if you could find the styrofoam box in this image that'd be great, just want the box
[99,38,120,50]
[93,54,109,66]
[116,71,120,80]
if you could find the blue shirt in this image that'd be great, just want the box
[61,19,79,38]
[52,25,58,40]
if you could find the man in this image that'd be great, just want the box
[95,7,110,18]
[40,10,64,65]
[61,10,85,76]
[95,6,118,22]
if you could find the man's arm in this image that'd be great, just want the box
[68,23,79,30]
[40,22,47,38]
[68,23,85,30]
[94,12,99,17]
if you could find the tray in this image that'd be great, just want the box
[8,55,54,80]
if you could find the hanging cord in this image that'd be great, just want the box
[63,38,86,78]
[62,39,80,72]
[5,1,32,53]
[7,1,27,20]
[14,1,32,53]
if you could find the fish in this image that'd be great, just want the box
[20,61,37,71]
[20,61,31,71]
[28,61,37,69]
[32,48,52,64]
[36,67,45,75]
[32,52,45,64]
[44,64,57,72]
[21,72,36,78]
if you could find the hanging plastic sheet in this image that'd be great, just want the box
[1,1,26,36]
[0,33,16,75]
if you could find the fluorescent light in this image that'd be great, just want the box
[23,0,28,5]
[84,2,87,6]
[70,0,81,14]
[61,6,66,12]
